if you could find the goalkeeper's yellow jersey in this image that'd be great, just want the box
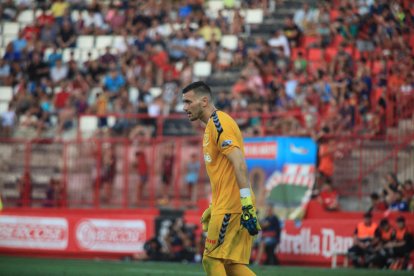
[203,110,254,216]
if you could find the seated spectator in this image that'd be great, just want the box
[268,30,290,57]
[317,180,339,211]
[103,68,126,97]
[368,192,388,212]
[1,103,15,137]
[56,20,76,48]
[283,17,301,47]
[50,59,68,85]
[0,58,11,85]
[348,212,378,268]
[12,31,28,55]
[401,179,414,205]
[168,30,188,61]
[81,7,107,35]
[388,191,409,212]
[51,0,70,25]
[293,3,318,33]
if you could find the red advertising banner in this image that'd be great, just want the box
[0,209,157,257]
[278,218,414,266]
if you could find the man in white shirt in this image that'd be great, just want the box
[50,59,68,84]
[268,30,290,57]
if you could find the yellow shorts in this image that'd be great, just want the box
[204,213,254,264]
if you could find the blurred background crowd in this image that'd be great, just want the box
[0,0,412,140]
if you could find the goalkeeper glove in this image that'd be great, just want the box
[240,190,261,236]
[201,204,212,232]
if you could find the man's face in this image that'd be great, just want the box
[183,90,203,121]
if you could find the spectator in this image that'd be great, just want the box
[81,7,107,35]
[368,192,388,212]
[255,205,281,265]
[103,68,126,97]
[56,19,76,48]
[50,59,68,85]
[43,178,62,207]
[26,53,49,89]
[283,17,301,47]
[185,153,200,204]
[159,144,175,205]
[101,144,116,204]
[1,103,16,137]
[51,0,70,25]
[293,3,318,33]
[348,212,378,268]
[388,191,409,212]
[134,149,148,204]
[317,180,339,211]
[268,30,290,57]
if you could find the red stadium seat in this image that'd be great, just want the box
[307,48,324,61]
[302,35,318,48]
[291,47,305,60]
[332,35,344,47]
[330,10,340,21]
[325,47,337,61]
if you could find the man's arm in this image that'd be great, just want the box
[226,148,250,190]
[226,147,261,235]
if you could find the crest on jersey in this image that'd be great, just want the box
[221,140,232,148]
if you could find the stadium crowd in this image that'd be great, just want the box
[0,0,412,140]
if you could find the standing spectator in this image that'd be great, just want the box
[160,144,175,205]
[101,144,116,204]
[185,153,200,204]
[255,205,281,265]
[43,178,62,207]
[293,3,318,33]
[317,138,335,182]
[134,150,148,204]
[348,212,378,268]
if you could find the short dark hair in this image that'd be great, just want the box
[182,81,212,98]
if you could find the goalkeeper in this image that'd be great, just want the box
[182,81,260,276]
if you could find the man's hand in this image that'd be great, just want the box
[240,196,261,236]
[201,204,212,232]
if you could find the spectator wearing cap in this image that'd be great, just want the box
[347,212,378,268]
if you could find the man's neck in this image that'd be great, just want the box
[201,106,217,124]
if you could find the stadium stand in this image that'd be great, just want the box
[0,0,413,270]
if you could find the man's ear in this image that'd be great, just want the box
[201,96,209,107]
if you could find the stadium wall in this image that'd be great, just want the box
[0,207,413,267]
